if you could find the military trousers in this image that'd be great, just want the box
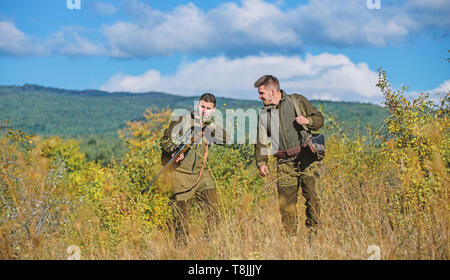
[276,149,321,236]
[171,188,220,243]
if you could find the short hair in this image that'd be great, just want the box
[199,92,216,107]
[254,75,280,90]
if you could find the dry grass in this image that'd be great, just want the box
[2,144,447,260]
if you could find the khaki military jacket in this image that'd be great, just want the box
[255,90,324,168]
[160,111,228,174]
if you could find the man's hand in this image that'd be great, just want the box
[259,164,269,177]
[295,115,310,126]
[173,153,185,162]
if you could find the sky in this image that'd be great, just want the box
[0,0,449,104]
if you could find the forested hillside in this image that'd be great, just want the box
[0,84,387,137]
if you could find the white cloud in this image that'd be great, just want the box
[2,1,449,58]
[406,0,450,31]
[101,0,448,57]
[400,80,449,105]
[103,2,213,57]
[426,80,450,94]
[103,0,298,58]
[427,80,450,105]
[101,70,162,93]
[408,0,450,11]
[100,53,381,103]
[101,0,299,58]
[209,0,298,46]
[103,0,300,57]
[47,29,107,56]
[0,21,46,56]
[0,21,107,57]
[287,0,415,47]
[90,1,118,15]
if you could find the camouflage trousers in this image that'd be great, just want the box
[276,149,321,236]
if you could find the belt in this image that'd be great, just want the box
[278,157,296,164]
[274,145,306,160]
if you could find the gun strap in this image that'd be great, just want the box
[191,138,208,187]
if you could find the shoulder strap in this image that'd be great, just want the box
[289,95,308,131]
[289,95,321,134]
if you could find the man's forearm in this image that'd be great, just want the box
[255,146,269,168]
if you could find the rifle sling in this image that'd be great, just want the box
[172,138,209,200]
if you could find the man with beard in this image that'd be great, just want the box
[254,75,324,239]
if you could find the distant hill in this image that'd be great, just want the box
[0,84,388,138]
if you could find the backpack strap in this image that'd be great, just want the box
[289,95,308,131]
[289,95,320,134]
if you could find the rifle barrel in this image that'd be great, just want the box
[140,142,190,195]
[141,125,205,195]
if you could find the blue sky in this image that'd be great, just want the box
[0,0,448,103]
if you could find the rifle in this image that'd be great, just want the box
[140,126,200,195]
